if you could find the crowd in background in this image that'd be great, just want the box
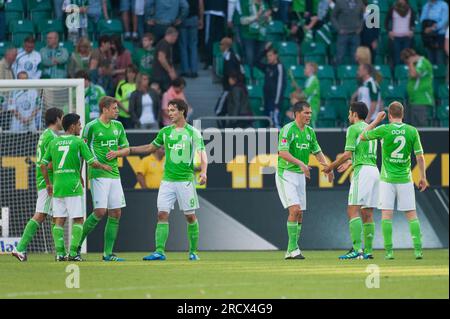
[0,0,448,131]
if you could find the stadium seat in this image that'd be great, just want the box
[340,79,358,98]
[5,0,24,12]
[436,104,449,127]
[30,9,53,24]
[0,41,12,59]
[123,41,135,55]
[28,0,53,11]
[247,84,265,128]
[337,65,358,81]
[394,64,409,83]
[253,67,265,86]
[275,41,298,67]
[36,19,64,40]
[265,20,285,42]
[382,83,407,106]
[374,64,392,83]
[438,84,449,101]
[5,11,23,28]
[433,65,447,86]
[322,85,348,123]
[98,19,124,36]
[34,40,45,51]
[9,20,35,47]
[317,105,337,128]
[317,65,335,92]
[59,41,75,55]
[413,34,426,55]
[319,79,334,94]
[370,0,389,13]
[301,42,327,64]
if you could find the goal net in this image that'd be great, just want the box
[0,79,85,254]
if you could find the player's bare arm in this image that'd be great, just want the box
[106,147,131,160]
[416,154,428,192]
[199,150,208,185]
[279,150,311,179]
[40,163,53,197]
[129,143,159,156]
[91,161,113,172]
[315,152,334,182]
[360,111,386,140]
[323,151,352,175]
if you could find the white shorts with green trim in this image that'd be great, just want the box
[379,181,416,211]
[35,189,53,215]
[275,170,306,210]
[90,178,126,210]
[348,165,380,208]
[53,196,85,218]
[157,180,200,213]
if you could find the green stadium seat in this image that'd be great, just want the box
[301,42,327,64]
[5,0,24,12]
[253,67,265,86]
[374,64,392,83]
[214,55,224,78]
[382,83,407,106]
[9,19,34,34]
[317,105,337,128]
[317,65,334,81]
[413,34,425,55]
[370,0,389,13]
[36,19,64,39]
[28,0,53,11]
[433,64,447,86]
[438,84,449,100]
[340,79,358,98]
[247,84,265,127]
[5,11,23,29]
[394,64,409,83]
[34,41,45,51]
[319,79,334,94]
[337,65,358,81]
[288,65,304,79]
[98,19,124,36]
[59,41,74,55]
[30,9,52,23]
[0,41,12,58]
[213,41,221,57]
[266,20,285,42]
[322,85,348,123]
[123,41,135,55]
[436,104,449,127]
[275,41,298,67]
[12,33,33,47]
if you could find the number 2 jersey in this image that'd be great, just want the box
[363,123,423,184]
[41,135,95,197]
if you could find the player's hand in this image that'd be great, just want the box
[418,178,428,192]
[322,164,332,174]
[102,164,113,172]
[337,161,352,173]
[199,173,207,185]
[46,184,53,197]
[299,162,311,179]
[326,170,335,183]
[374,111,386,124]
[106,149,118,160]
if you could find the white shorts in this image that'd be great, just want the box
[53,196,85,219]
[348,165,380,208]
[275,170,307,210]
[91,178,126,210]
[35,189,53,215]
[157,180,199,214]
[379,181,416,211]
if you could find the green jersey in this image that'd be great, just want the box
[82,119,129,179]
[36,128,58,191]
[151,124,205,182]
[364,123,423,184]
[41,135,95,197]
[277,122,321,175]
[133,48,154,76]
[407,57,434,106]
[345,121,377,171]
[85,83,106,123]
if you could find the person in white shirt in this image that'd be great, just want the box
[129,73,161,129]
[12,36,42,79]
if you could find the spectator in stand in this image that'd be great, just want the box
[360,1,380,64]
[111,35,133,88]
[8,71,40,132]
[256,43,286,128]
[401,48,435,127]
[355,64,382,123]
[120,0,139,41]
[224,72,252,128]
[136,147,165,189]
[420,0,449,65]
[53,0,64,20]
[89,35,113,80]
[385,0,416,66]
[153,27,179,93]
[161,77,190,126]
[240,0,272,69]
[179,0,204,78]
[129,72,161,129]
[12,36,42,79]
[115,64,138,128]
[0,47,17,79]
[331,0,365,65]
[302,62,320,127]
[220,37,243,91]
[68,37,92,78]
[40,32,69,79]
[355,46,372,65]
[204,0,227,70]
[76,70,106,123]
[92,60,115,96]
[133,33,155,77]
[0,0,5,42]
[88,0,109,22]
[145,0,189,42]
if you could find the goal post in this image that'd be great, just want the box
[0,79,87,254]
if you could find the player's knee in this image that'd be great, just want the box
[94,209,107,219]
[108,209,121,219]
[32,213,46,224]
[158,211,169,222]
[185,213,197,224]
[288,206,301,218]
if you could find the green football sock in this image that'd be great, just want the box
[104,217,119,256]
[155,222,169,254]
[382,219,393,252]
[297,223,302,244]
[363,222,375,255]
[408,219,423,251]
[187,221,199,254]
[52,225,66,256]
[287,221,299,253]
[80,213,101,247]
[70,224,83,257]
[16,219,40,253]
[349,217,363,252]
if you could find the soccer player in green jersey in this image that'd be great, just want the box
[276,102,334,260]
[12,108,64,262]
[109,99,207,261]
[78,96,131,261]
[40,113,111,261]
[323,102,379,260]
[361,102,428,260]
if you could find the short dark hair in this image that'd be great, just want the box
[98,34,111,46]
[165,27,179,36]
[172,77,186,88]
[388,101,404,119]
[75,70,90,81]
[350,102,368,120]
[45,108,64,127]
[24,36,35,44]
[99,96,118,113]
[400,48,416,62]
[62,113,80,131]
[168,99,188,119]
[292,101,311,115]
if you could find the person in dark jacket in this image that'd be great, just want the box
[360,0,380,64]
[255,43,286,128]
[129,72,161,129]
[204,0,228,69]
[225,72,252,128]
[220,37,243,91]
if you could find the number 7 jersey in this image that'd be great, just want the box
[363,123,424,183]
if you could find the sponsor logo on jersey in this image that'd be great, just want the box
[281,138,288,146]
[168,143,186,150]
[101,140,118,148]
[296,143,309,150]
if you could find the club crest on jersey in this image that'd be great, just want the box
[113,130,119,136]
[307,135,311,141]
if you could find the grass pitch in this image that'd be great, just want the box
[0,249,448,299]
